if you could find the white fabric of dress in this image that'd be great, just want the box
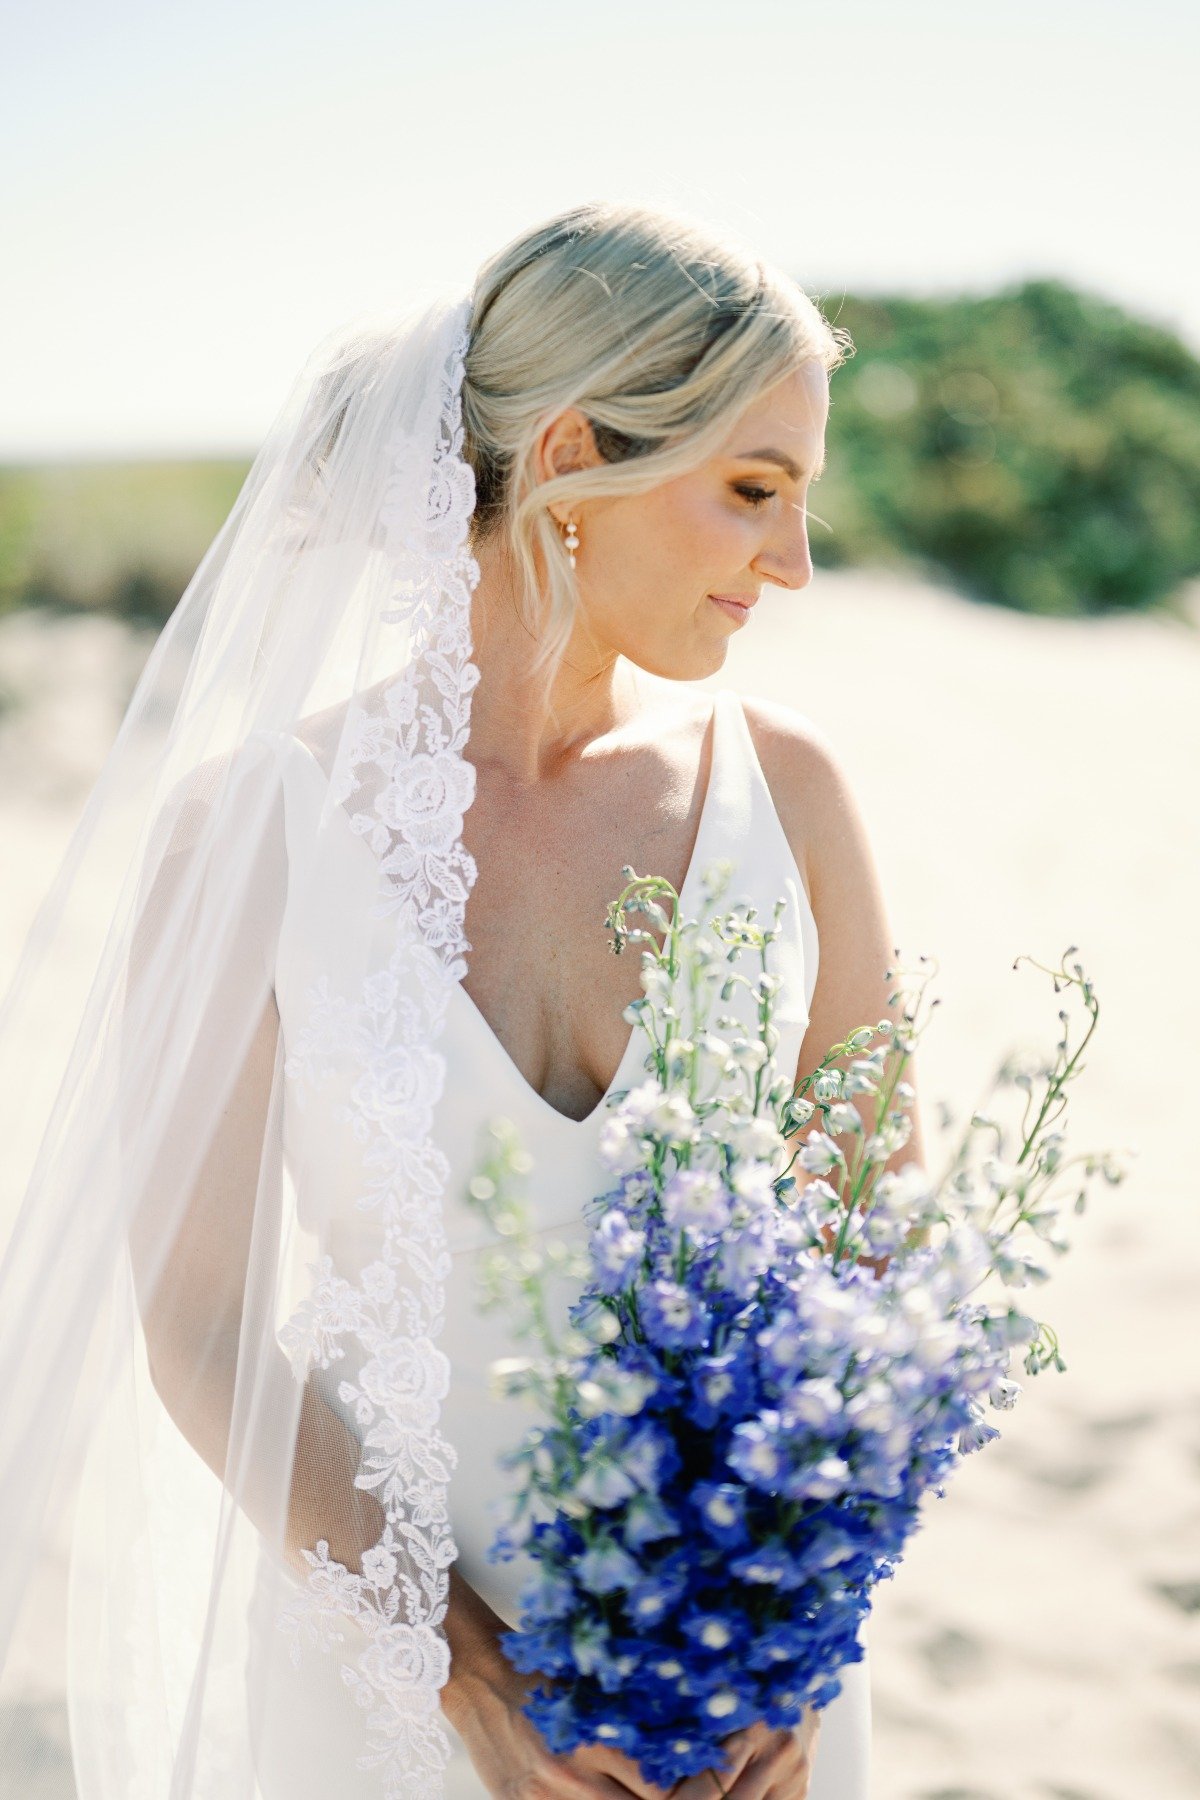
[244,685,872,1800]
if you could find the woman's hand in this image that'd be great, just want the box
[447,1657,678,1800]
[665,1706,822,1800]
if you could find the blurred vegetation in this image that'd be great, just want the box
[813,278,1200,616]
[0,460,248,627]
[1,277,1198,627]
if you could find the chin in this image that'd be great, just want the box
[629,643,728,683]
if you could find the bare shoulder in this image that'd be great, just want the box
[736,693,869,906]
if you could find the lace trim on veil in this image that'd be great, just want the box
[269,310,482,1800]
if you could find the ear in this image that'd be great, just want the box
[536,407,601,524]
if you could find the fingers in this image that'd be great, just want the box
[673,1724,811,1800]
[749,1731,816,1800]
[668,1734,753,1800]
[598,1745,680,1800]
[591,1775,664,1800]
[574,1741,679,1800]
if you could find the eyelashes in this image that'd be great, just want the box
[732,484,776,508]
[732,477,820,511]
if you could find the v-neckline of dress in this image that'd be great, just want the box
[452,687,731,1130]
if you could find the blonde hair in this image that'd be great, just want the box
[460,200,852,677]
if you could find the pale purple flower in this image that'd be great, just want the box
[661,1170,732,1240]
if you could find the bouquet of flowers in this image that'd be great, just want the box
[463,860,1129,1792]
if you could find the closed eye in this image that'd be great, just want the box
[733,483,776,508]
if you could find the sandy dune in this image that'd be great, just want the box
[0,569,1196,1799]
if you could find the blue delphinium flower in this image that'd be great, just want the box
[577,1534,643,1595]
[624,1558,689,1626]
[622,1489,679,1549]
[690,1347,758,1429]
[639,1277,713,1350]
[690,1480,751,1549]
[590,1209,646,1293]
[727,1409,787,1489]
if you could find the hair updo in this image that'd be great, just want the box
[459,200,852,677]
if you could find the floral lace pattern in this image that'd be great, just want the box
[272,302,482,1800]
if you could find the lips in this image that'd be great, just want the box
[709,593,755,625]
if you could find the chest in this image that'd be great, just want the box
[457,731,713,1120]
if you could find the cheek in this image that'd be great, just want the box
[639,488,750,582]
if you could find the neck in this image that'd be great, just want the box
[464,531,643,784]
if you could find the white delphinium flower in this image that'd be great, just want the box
[864,1111,914,1164]
[845,1378,899,1434]
[730,1160,778,1209]
[597,1114,643,1174]
[824,1101,863,1137]
[940,1220,992,1291]
[1007,1308,1041,1344]
[572,1297,623,1345]
[798,1129,844,1177]
[728,1036,771,1074]
[650,1092,698,1144]
[487,1355,537,1400]
[798,1176,843,1220]
[877,1304,920,1357]
[775,1210,819,1252]
[813,1069,843,1103]
[959,1402,1002,1453]
[1024,1201,1069,1245]
[576,1368,658,1419]
[743,1115,787,1160]
[872,1163,935,1220]
[989,1374,1022,1409]
[842,1058,883,1097]
[859,1207,909,1258]
[798,1271,862,1341]
[911,1320,963,1371]
[695,1031,733,1074]
[982,1155,1031,1198]
[783,1094,818,1135]
[847,1307,891,1356]
[1037,1129,1067,1175]
[989,1234,1051,1287]
[981,1306,1039,1346]
[786,1376,844,1432]
[638,960,672,1002]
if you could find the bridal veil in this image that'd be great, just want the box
[0,284,485,1798]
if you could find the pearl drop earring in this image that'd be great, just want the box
[562,516,580,570]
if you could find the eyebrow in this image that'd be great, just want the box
[733,447,826,481]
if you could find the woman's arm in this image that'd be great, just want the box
[741,698,929,1263]
[122,739,513,1723]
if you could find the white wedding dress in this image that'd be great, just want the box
[244,686,872,1799]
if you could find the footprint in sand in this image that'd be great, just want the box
[918,1624,990,1689]
[1150,1577,1200,1616]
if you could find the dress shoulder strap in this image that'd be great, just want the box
[708,686,821,1023]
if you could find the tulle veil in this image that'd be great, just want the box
[0,282,485,1798]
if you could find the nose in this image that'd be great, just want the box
[751,502,813,592]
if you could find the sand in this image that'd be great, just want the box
[1,569,1196,1799]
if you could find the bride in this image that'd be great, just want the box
[0,200,919,1800]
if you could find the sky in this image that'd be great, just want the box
[1,0,1195,458]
